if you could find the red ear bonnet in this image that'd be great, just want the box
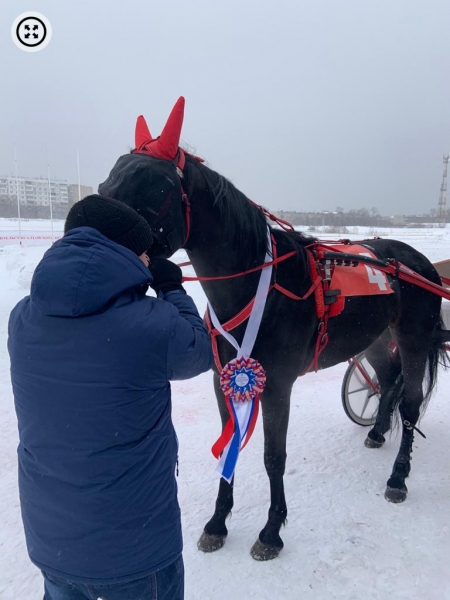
[135,115,152,149]
[134,97,185,162]
[133,97,204,169]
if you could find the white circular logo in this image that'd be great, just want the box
[235,373,249,387]
[12,12,52,52]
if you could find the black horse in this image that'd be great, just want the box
[99,98,448,561]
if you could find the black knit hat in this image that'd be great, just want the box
[65,194,153,256]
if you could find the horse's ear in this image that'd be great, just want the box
[159,96,185,159]
[135,115,152,149]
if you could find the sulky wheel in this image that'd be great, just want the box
[341,353,380,426]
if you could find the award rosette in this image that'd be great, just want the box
[212,357,266,482]
[220,357,266,402]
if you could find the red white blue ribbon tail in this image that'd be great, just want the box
[211,396,235,459]
[241,394,260,450]
[216,397,255,482]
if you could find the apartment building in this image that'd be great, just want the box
[68,184,94,206]
[0,176,69,206]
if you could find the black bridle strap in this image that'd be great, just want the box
[181,189,191,245]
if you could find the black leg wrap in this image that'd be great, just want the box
[385,429,414,503]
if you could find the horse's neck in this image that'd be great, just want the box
[185,200,265,323]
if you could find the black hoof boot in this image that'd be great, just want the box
[385,485,408,503]
[197,531,227,553]
[250,539,283,561]
[365,430,385,448]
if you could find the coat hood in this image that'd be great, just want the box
[31,227,152,317]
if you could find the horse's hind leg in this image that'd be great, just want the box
[250,381,290,561]
[364,331,401,449]
[198,373,234,553]
[384,335,431,503]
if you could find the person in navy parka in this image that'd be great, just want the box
[8,195,213,600]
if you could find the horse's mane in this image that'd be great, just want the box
[184,154,316,265]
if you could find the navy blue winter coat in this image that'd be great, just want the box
[8,227,213,584]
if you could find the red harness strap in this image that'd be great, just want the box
[182,250,298,282]
[300,253,333,374]
[205,246,326,373]
[248,201,296,232]
[206,280,322,372]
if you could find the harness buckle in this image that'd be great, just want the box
[324,289,341,305]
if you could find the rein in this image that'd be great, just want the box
[178,181,298,281]
[181,249,298,282]
[193,229,450,374]
[181,229,450,303]
[176,174,450,374]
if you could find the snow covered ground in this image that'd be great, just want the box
[1,222,450,600]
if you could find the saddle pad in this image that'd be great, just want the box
[327,244,394,297]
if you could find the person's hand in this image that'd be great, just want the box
[149,257,184,294]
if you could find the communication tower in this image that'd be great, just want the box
[438,154,449,225]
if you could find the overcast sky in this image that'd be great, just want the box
[2,0,450,215]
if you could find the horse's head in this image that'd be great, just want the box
[99,97,201,257]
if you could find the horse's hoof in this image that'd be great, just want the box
[385,485,408,503]
[364,436,384,449]
[197,531,227,553]
[250,539,283,561]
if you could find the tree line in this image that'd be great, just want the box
[276,207,445,227]
[1,195,446,226]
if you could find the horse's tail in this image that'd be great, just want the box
[435,326,450,344]
[385,316,449,427]
[422,316,450,413]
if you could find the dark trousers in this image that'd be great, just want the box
[42,556,184,600]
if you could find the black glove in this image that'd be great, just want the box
[149,257,184,295]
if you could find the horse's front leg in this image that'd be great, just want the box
[198,373,234,553]
[250,382,290,561]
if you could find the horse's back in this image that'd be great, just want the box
[360,238,441,283]
[318,237,442,370]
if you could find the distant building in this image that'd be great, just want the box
[0,176,93,209]
[0,176,93,219]
[390,215,407,226]
[0,175,69,207]
[68,184,94,206]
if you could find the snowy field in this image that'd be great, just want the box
[1,221,450,599]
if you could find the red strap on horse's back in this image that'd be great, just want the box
[309,250,324,319]
[205,247,337,372]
